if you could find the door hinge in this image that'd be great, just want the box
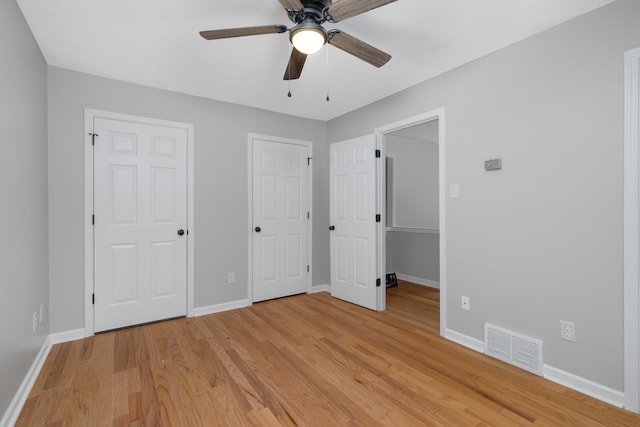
[92,293,95,305]
[307,211,310,219]
[376,278,381,287]
[90,133,98,146]
[92,214,95,225]
[375,149,381,158]
[376,214,381,223]
[307,265,310,273]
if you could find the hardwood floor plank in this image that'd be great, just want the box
[244,408,282,427]
[132,329,162,427]
[112,413,129,427]
[41,343,74,390]
[114,330,137,373]
[17,282,640,426]
[128,391,141,423]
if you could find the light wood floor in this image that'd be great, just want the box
[17,281,640,426]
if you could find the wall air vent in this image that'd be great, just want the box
[484,323,543,376]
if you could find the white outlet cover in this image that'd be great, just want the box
[461,295,470,311]
[560,320,576,342]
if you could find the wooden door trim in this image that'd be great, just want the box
[83,109,195,336]
[247,134,313,304]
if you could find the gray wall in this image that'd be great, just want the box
[0,0,49,418]
[48,67,329,333]
[386,232,440,284]
[328,0,640,391]
[386,134,439,228]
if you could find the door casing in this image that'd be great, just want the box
[247,133,313,303]
[624,46,640,413]
[84,109,195,336]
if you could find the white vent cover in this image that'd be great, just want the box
[484,323,544,376]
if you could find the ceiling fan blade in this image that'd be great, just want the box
[278,0,304,11]
[328,31,391,68]
[283,47,308,80]
[200,25,287,40]
[326,0,397,22]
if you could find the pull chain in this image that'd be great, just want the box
[325,44,330,102]
[287,42,293,98]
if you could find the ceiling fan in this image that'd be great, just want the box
[199,0,397,80]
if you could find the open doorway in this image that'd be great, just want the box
[385,120,440,286]
[385,121,440,331]
[375,109,446,335]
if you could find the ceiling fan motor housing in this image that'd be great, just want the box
[285,0,332,25]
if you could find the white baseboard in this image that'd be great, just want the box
[444,328,484,352]
[0,336,52,427]
[395,273,440,289]
[50,328,86,344]
[443,328,625,408]
[543,365,625,408]
[310,284,330,293]
[193,299,250,317]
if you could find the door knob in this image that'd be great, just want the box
[255,226,261,232]
[177,229,185,236]
[328,225,335,231]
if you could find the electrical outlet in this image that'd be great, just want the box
[228,272,236,284]
[461,296,470,311]
[560,320,576,342]
[32,312,38,332]
[40,303,44,322]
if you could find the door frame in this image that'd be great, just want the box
[374,108,447,335]
[624,46,640,413]
[83,109,195,337]
[247,133,313,303]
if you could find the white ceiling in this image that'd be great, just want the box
[17,0,614,121]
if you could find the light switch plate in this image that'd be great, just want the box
[485,158,502,171]
[449,184,460,198]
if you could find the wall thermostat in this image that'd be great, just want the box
[485,158,502,171]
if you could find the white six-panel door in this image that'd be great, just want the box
[330,135,378,310]
[252,139,309,302]
[93,118,188,332]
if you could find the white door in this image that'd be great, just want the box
[330,135,379,310]
[93,118,188,332]
[252,139,309,302]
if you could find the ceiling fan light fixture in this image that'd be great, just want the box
[290,24,327,55]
